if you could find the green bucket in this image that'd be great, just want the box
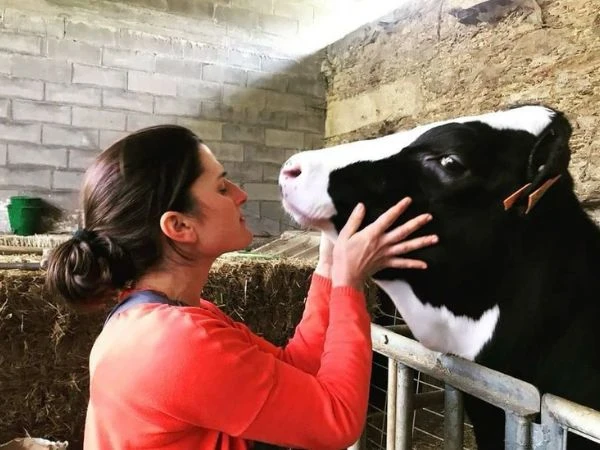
[7,196,43,236]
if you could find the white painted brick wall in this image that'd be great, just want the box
[0,54,10,75]
[154,96,200,116]
[0,123,42,143]
[0,145,7,166]
[42,125,98,149]
[265,128,304,148]
[126,113,176,131]
[45,83,102,106]
[69,149,99,170]
[3,8,65,39]
[99,130,129,148]
[0,76,44,100]
[66,21,119,47]
[12,100,71,125]
[242,182,280,201]
[0,100,9,119]
[0,31,41,55]
[52,170,84,190]
[0,167,52,189]
[47,39,102,65]
[0,1,326,235]
[103,90,154,113]
[7,144,68,168]
[155,56,203,78]
[72,107,126,131]
[102,48,156,72]
[177,118,223,140]
[176,79,222,101]
[128,70,177,96]
[73,64,127,89]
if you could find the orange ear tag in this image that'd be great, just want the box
[525,174,562,214]
[503,183,532,211]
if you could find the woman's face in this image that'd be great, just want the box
[187,144,253,257]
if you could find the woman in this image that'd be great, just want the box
[45,125,438,450]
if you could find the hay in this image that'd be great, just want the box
[0,256,380,449]
[0,235,70,250]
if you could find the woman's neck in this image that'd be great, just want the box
[133,256,215,306]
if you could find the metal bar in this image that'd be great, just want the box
[414,390,445,409]
[444,384,464,450]
[542,394,600,446]
[504,412,532,450]
[371,324,541,417]
[395,363,415,450]
[386,324,412,337]
[386,359,398,450]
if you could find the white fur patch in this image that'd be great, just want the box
[375,279,500,361]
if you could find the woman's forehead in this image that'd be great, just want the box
[198,144,224,176]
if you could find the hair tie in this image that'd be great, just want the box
[73,228,97,242]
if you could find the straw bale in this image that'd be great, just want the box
[0,256,380,449]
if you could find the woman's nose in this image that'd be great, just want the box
[235,183,248,205]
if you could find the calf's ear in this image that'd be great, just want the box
[527,112,572,186]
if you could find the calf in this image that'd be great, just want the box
[278,104,600,449]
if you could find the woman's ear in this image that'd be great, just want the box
[159,211,198,243]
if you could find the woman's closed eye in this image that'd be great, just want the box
[219,179,231,194]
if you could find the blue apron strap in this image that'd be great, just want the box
[103,290,178,328]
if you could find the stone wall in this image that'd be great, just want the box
[324,0,600,221]
[0,0,329,236]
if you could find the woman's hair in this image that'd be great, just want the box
[45,125,203,309]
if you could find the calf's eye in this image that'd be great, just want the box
[440,155,466,173]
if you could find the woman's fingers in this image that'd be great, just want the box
[383,213,433,246]
[338,203,366,240]
[385,235,439,257]
[384,257,429,270]
[367,197,412,235]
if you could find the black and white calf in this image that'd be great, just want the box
[279,105,600,449]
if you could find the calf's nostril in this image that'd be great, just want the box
[283,165,302,178]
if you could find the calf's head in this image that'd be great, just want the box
[279,104,573,287]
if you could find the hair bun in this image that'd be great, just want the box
[45,231,135,307]
[72,228,98,243]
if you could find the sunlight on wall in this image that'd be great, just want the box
[288,0,413,55]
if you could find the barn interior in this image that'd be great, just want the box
[0,0,598,448]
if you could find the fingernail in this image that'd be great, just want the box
[354,203,364,213]
[431,235,438,243]
[426,214,433,221]
[401,197,412,205]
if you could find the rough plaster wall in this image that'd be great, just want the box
[324,0,600,221]
[0,0,328,236]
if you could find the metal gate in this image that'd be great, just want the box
[352,324,600,449]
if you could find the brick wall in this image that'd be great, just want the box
[0,0,329,236]
[324,0,600,222]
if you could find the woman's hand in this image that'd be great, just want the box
[331,198,438,291]
[315,232,334,278]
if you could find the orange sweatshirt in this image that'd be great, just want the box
[83,274,372,450]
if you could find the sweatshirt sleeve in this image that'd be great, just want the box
[149,285,372,450]
[223,273,332,375]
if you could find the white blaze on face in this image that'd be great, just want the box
[279,105,556,229]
